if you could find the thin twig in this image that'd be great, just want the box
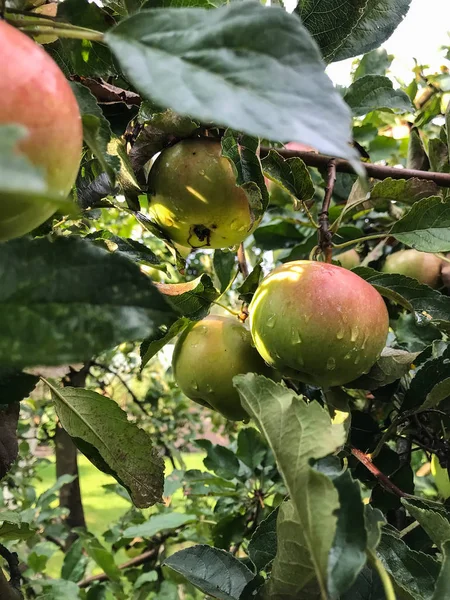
[237,243,249,279]
[351,447,408,498]
[260,147,450,188]
[78,532,173,588]
[367,548,396,600]
[318,159,336,262]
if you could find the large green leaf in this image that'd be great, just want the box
[402,344,450,410]
[341,565,384,600]
[236,427,268,471]
[164,545,255,600]
[140,317,190,368]
[296,0,411,63]
[369,178,440,208]
[37,580,82,599]
[123,512,196,538]
[48,384,164,508]
[344,75,413,117]
[328,471,367,598]
[390,196,450,252]
[0,236,177,367]
[0,510,36,541]
[433,540,450,600]
[261,149,314,207]
[353,268,450,333]
[354,49,393,80]
[196,439,240,481]
[248,508,278,572]
[235,374,346,599]
[105,2,359,164]
[155,274,219,319]
[402,499,450,549]
[376,532,440,600]
[347,348,418,391]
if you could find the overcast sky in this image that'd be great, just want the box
[326,0,450,85]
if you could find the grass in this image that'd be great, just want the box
[33,452,206,577]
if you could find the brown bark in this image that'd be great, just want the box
[0,568,21,600]
[55,424,86,549]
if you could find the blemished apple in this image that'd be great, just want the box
[148,139,263,249]
[0,21,82,240]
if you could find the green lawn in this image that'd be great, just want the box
[34,452,206,577]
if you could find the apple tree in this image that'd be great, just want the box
[2,0,450,598]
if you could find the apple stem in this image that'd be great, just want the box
[237,243,249,279]
[318,159,336,263]
[10,22,104,42]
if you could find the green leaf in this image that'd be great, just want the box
[134,570,158,590]
[123,512,196,538]
[432,540,450,600]
[213,250,237,294]
[237,264,263,303]
[364,505,386,551]
[403,344,450,410]
[235,374,346,598]
[261,149,314,207]
[347,348,418,391]
[0,124,74,213]
[196,439,240,481]
[130,106,199,172]
[164,545,255,600]
[341,565,385,600]
[221,130,268,220]
[354,49,393,80]
[370,178,439,208]
[49,385,164,508]
[344,76,413,117]
[328,471,367,598]
[183,469,237,496]
[429,138,450,174]
[61,539,88,583]
[37,579,82,599]
[296,0,411,63]
[376,532,440,600]
[402,499,450,549]
[0,368,38,406]
[253,222,304,251]
[248,508,278,572]
[0,236,177,367]
[236,427,267,470]
[155,274,219,320]
[105,3,359,164]
[71,82,120,181]
[78,531,122,584]
[0,510,36,541]
[407,128,430,171]
[390,196,450,252]
[353,267,450,333]
[87,231,161,267]
[140,317,190,368]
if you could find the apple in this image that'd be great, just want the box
[249,260,389,387]
[382,249,442,288]
[0,21,82,241]
[172,315,273,420]
[336,249,360,269]
[148,139,263,249]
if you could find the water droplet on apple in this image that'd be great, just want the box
[266,315,277,328]
[344,352,352,360]
[205,384,213,393]
[336,325,345,340]
[326,357,336,371]
[354,355,361,365]
[350,326,359,342]
[291,329,302,344]
[191,381,199,390]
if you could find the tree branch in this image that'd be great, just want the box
[260,147,450,188]
[0,544,22,599]
[78,532,173,588]
[351,447,408,498]
[318,159,336,263]
[237,243,249,279]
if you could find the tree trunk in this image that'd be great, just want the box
[55,363,91,549]
[55,424,86,549]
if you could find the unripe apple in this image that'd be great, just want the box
[249,261,389,388]
[148,139,262,249]
[431,455,450,499]
[336,249,360,270]
[0,21,82,241]
[382,249,442,288]
[172,315,273,420]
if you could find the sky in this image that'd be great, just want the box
[326,0,450,85]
